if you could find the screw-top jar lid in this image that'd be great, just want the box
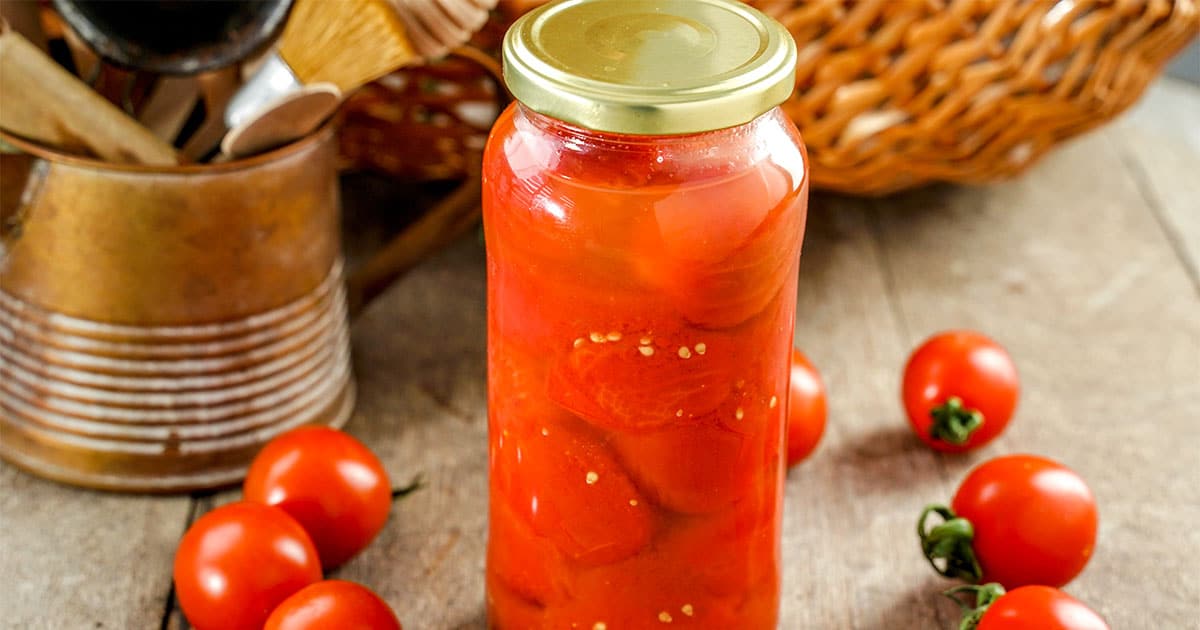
[502,0,797,135]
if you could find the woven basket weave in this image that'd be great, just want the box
[338,14,508,181]
[340,0,1199,195]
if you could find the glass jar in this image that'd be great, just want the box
[483,1,807,627]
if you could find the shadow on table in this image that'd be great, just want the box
[790,425,955,504]
[450,609,487,630]
[825,423,929,464]
[850,574,964,630]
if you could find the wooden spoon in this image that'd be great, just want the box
[0,21,177,164]
[180,67,239,162]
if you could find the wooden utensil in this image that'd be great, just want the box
[0,21,177,164]
[223,0,497,160]
[224,0,418,134]
[393,0,496,60]
[276,0,416,93]
[138,76,200,145]
[180,67,240,162]
[221,83,341,158]
[0,0,45,50]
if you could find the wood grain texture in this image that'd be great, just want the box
[0,464,190,629]
[1109,78,1200,292]
[781,198,961,629]
[871,130,1200,627]
[335,241,490,629]
[4,82,1199,630]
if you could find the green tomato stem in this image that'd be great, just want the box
[944,583,1007,630]
[929,397,984,445]
[918,504,983,582]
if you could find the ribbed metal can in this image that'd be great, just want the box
[0,124,353,492]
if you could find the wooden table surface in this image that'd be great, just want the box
[2,78,1197,630]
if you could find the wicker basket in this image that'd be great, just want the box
[341,0,1198,195]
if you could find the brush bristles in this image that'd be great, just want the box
[278,0,417,92]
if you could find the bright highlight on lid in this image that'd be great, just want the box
[502,0,797,135]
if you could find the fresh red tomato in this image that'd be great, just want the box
[263,580,403,630]
[920,455,1098,589]
[902,330,1018,452]
[786,349,826,467]
[244,426,392,569]
[173,502,321,630]
[947,583,1110,630]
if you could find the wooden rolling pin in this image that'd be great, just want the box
[0,20,178,165]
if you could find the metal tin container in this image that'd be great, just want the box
[0,124,351,492]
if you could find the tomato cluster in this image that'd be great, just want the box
[919,454,1104,628]
[787,329,1107,627]
[172,427,404,630]
[163,328,1102,630]
[163,328,1105,630]
[886,330,1106,628]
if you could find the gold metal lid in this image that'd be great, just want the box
[502,0,797,135]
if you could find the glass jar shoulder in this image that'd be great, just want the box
[483,104,807,237]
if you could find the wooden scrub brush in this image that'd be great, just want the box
[223,0,417,154]
[224,0,494,158]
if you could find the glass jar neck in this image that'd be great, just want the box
[514,102,773,150]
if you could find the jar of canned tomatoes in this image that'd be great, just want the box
[483,0,807,627]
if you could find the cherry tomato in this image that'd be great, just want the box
[264,580,403,630]
[786,349,826,468]
[173,502,321,630]
[244,426,392,569]
[919,455,1098,589]
[902,330,1018,452]
[947,583,1109,630]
